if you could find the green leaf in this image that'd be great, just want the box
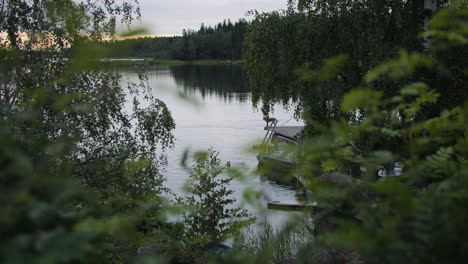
[342,88,382,112]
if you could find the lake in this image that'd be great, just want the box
[122,64,304,228]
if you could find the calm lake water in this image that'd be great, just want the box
[122,64,304,228]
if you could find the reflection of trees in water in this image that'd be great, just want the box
[169,64,251,103]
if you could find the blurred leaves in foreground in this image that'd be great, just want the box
[0,0,174,263]
[1,0,468,264]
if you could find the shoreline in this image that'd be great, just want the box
[100,58,244,67]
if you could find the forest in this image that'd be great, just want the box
[1,0,467,264]
[101,19,249,60]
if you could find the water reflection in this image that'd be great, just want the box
[169,64,250,103]
[122,64,304,229]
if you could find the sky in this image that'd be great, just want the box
[130,0,287,36]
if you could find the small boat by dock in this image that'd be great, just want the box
[257,152,295,172]
[257,117,304,186]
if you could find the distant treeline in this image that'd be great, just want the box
[102,19,249,60]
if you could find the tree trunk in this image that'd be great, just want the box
[423,0,438,51]
[424,0,438,13]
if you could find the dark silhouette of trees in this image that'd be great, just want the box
[244,0,465,124]
[103,19,249,60]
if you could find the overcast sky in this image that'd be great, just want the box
[131,0,287,36]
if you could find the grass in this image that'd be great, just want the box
[231,219,314,264]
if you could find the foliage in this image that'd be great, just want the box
[101,19,249,60]
[236,2,468,263]
[243,0,463,125]
[243,10,305,115]
[0,75,169,264]
[285,2,468,263]
[177,150,253,250]
[0,0,175,263]
[180,19,249,60]
[232,221,314,264]
[0,116,104,264]
[1,0,467,263]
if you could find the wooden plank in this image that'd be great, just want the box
[264,126,304,140]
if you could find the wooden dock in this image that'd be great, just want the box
[264,126,304,141]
